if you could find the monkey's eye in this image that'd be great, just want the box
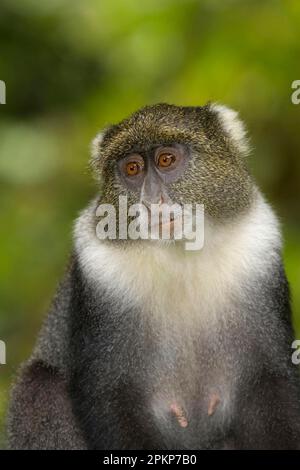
[157,153,176,168]
[125,160,144,176]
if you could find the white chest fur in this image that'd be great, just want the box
[74,193,281,333]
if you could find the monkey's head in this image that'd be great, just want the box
[91,103,254,229]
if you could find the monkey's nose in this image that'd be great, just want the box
[142,195,164,209]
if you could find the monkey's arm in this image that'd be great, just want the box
[233,263,300,449]
[7,261,87,450]
[7,360,86,449]
[233,370,300,449]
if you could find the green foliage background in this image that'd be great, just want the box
[0,0,300,448]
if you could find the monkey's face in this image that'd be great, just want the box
[117,142,189,209]
[92,103,254,229]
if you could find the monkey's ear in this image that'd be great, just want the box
[210,103,250,156]
[91,131,105,162]
[90,124,117,169]
[90,127,113,178]
[90,132,105,180]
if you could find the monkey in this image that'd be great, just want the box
[7,103,300,449]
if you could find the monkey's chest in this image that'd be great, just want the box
[141,329,234,446]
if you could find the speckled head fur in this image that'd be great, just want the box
[91,103,254,219]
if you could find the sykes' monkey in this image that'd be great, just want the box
[7,103,300,449]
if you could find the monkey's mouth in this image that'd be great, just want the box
[148,212,180,228]
[140,203,183,235]
[158,217,184,239]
